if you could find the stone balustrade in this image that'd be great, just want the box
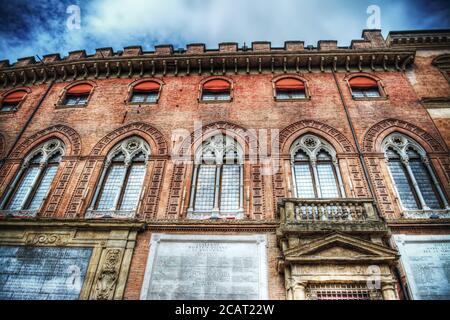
[278,198,378,223]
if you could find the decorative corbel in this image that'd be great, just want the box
[345,56,350,72]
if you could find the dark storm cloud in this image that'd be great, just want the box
[0,0,448,62]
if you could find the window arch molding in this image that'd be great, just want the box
[87,136,151,219]
[272,74,310,100]
[57,80,96,107]
[0,138,65,215]
[126,78,164,105]
[290,134,346,199]
[344,73,387,100]
[187,134,244,220]
[198,76,234,102]
[0,87,31,113]
[382,132,449,216]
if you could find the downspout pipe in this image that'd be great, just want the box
[331,71,379,212]
[332,71,410,300]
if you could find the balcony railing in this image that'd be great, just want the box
[278,198,378,223]
[85,209,136,219]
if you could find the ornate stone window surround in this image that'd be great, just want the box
[0,139,64,218]
[290,134,346,198]
[86,137,150,219]
[383,133,450,218]
[187,134,244,220]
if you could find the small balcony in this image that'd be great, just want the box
[277,198,388,235]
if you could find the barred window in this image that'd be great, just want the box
[188,134,243,219]
[1,139,64,214]
[89,137,150,217]
[291,135,344,198]
[383,133,448,213]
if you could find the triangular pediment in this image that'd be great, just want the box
[284,232,398,264]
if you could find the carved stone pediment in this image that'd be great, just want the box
[283,232,398,265]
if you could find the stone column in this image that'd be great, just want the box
[381,282,398,300]
[293,282,307,300]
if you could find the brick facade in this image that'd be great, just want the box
[0,29,449,300]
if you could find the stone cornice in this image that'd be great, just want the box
[387,29,450,49]
[0,49,415,89]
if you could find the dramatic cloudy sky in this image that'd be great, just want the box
[0,0,449,62]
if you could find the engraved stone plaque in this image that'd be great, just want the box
[0,246,92,300]
[140,234,268,300]
[394,235,450,300]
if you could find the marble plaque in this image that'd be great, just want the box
[394,235,450,300]
[0,246,92,300]
[140,234,268,300]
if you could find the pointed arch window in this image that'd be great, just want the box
[188,134,244,219]
[87,137,150,219]
[0,139,64,216]
[1,90,27,112]
[383,133,449,216]
[291,135,345,198]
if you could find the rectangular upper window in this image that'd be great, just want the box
[0,102,20,112]
[351,88,381,98]
[64,94,89,106]
[130,92,158,103]
[202,92,231,101]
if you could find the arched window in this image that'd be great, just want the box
[129,81,161,104]
[275,78,306,100]
[201,79,231,102]
[0,139,64,215]
[290,135,345,198]
[349,76,381,98]
[63,83,92,106]
[383,133,449,214]
[87,137,150,218]
[188,134,243,219]
[1,90,27,112]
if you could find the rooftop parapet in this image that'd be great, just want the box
[0,29,420,88]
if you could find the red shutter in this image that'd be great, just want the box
[203,79,231,92]
[275,78,305,91]
[349,76,378,89]
[67,84,92,95]
[134,81,160,92]
[3,90,27,103]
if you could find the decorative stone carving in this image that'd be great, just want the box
[363,118,446,153]
[92,249,122,300]
[9,124,81,158]
[25,233,70,246]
